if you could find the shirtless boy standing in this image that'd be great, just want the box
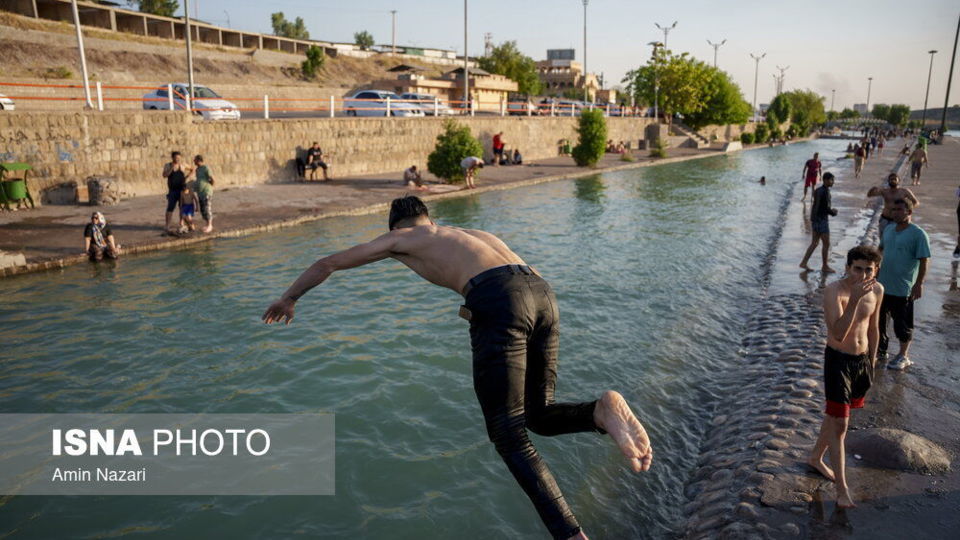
[806,245,883,508]
[867,173,919,237]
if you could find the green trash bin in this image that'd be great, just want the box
[0,162,35,210]
[2,179,27,200]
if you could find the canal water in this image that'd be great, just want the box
[0,140,848,538]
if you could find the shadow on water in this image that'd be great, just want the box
[573,174,605,204]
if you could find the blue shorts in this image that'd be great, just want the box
[811,218,829,234]
[181,203,195,217]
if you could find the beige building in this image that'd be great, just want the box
[536,58,600,102]
[375,66,519,112]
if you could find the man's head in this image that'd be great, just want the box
[171,151,181,163]
[813,152,819,160]
[410,165,417,171]
[194,154,204,165]
[389,195,430,230]
[845,245,882,281]
[889,198,914,224]
[887,173,900,188]
[312,141,319,148]
[90,211,104,223]
[823,172,835,187]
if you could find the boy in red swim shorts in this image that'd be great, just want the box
[801,152,822,201]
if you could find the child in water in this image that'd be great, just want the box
[759,176,766,185]
[179,185,199,232]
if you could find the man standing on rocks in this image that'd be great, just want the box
[877,199,930,370]
[801,152,822,201]
[262,196,653,540]
[807,245,884,509]
[800,172,838,272]
[866,173,919,237]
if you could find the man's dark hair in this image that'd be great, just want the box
[389,196,429,230]
[893,198,914,212]
[171,151,181,158]
[823,172,834,182]
[194,154,204,163]
[846,245,882,267]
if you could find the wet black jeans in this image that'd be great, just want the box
[464,265,601,539]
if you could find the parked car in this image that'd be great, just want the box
[142,83,240,120]
[398,92,454,116]
[0,94,14,111]
[506,99,538,116]
[344,90,425,117]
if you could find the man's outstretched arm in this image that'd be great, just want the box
[262,232,401,324]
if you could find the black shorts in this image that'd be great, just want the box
[308,160,327,170]
[166,191,181,213]
[493,147,504,156]
[823,346,871,418]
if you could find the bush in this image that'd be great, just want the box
[649,138,667,158]
[572,109,607,167]
[301,46,325,80]
[770,126,783,142]
[619,152,635,162]
[45,66,72,79]
[740,132,755,145]
[427,120,484,184]
[754,123,769,143]
[785,124,798,138]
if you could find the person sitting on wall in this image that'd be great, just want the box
[512,148,523,165]
[499,149,510,166]
[83,211,120,262]
[606,139,616,152]
[306,142,330,181]
[403,165,427,190]
[616,141,626,154]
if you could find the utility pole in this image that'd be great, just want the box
[390,10,397,54]
[941,12,959,134]
[921,50,938,129]
[70,0,93,109]
[776,65,789,94]
[750,52,766,122]
[184,0,196,109]
[707,39,726,68]
[772,73,783,96]
[655,21,677,49]
[463,0,469,110]
[648,41,663,122]
[223,10,230,28]
[582,0,589,103]
[866,77,873,117]
[483,32,493,56]
[831,89,835,112]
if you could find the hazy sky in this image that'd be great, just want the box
[178,0,958,110]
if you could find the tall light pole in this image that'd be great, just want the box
[707,39,726,68]
[750,52,766,122]
[655,21,677,49]
[582,0,589,103]
[648,41,663,122]
[184,0,196,109]
[830,89,835,112]
[865,77,873,118]
[69,0,92,109]
[776,65,789,94]
[772,73,783,95]
[941,12,959,134]
[920,49,938,129]
[463,0,469,110]
[390,10,397,54]
[223,10,230,28]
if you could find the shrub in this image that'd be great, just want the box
[754,123,769,143]
[572,109,607,167]
[619,152,635,162]
[770,126,783,142]
[648,138,667,158]
[427,119,484,184]
[740,132,755,145]
[301,46,325,80]
[45,66,73,79]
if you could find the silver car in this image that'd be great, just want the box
[0,94,14,111]
[344,90,425,117]
[398,92,454,116]
[142,83,240,120]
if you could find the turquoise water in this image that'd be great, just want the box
[0,140,846,538]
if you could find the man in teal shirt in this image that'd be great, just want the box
[192,155,215,233]
[877,199,930,370]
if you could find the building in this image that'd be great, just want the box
[374,65,518,112]
[853,103,868,115]
[536,49,600,102]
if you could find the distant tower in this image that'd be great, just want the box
[484,33,493,56]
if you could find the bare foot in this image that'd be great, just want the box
[594,391,653,472]
[837,490,856,508]
[799,262,811,270]
[806,457,836,481]
[822,266,836,273]
[203,226,213,233]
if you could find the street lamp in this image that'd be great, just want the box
[390,10,397,54]
[648,41,663,122]
[865,77,873,118]
[707,39,726,68]
[941,13,960,133]
[776,65,789,94]
[750,52,766,122]
[655,21,677,49]
[920,49,938,129]
[830,89,835,112]
[462,0,469,109]
[582,0,589,103]
[223,10,230,28]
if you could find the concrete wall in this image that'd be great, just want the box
[0,111,655,201]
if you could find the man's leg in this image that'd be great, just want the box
[807,417,837,481]
[825,414,854,507]
[820,232,834,272]
[892,297,914,357]
[878,295,892,360]
[800,232,822,269]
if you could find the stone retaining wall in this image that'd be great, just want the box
[0,111,658,200]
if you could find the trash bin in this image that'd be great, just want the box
[2,179,27,200]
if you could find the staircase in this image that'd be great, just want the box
[672,123,711,149]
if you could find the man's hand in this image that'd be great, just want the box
[262,298,296,325]
[910,282,923,301]
[850,277,876,303]
[830,208,839,216]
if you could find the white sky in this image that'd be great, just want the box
[178,0,959,110]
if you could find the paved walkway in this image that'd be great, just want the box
[0,145,717,277]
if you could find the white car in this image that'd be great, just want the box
[142,83,240,120]
[0,94,14,111]
[344,90,425,117]
[398,92,454,116]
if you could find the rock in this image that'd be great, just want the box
[795,378,819,389]
[712,415,728,426]
[735,502,759,519]
[0,250,27,270]
[87,176,128,205]
[790,389,814,399]
[766,439,789,450]
[782,522,801,536]
[847,428,952,473]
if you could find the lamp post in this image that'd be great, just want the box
[865,77,873,118]
[462,0,469,110]
[184,0,195,109]
[750,52,766,122]
[776,65,789,94]
[648,41,663,122]
[941,12,959,134]
[920,49,938,129]
[69,0,92,109]
[223,10,230,28]
[582,0,589,103]
[655,21,677,49]
[390,10,397,54]
[707,39,726,68]
[831,89,835,112]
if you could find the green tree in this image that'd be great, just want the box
[871,104,891,123]
[766,94,792,126]
[271,12,309,40]
[427,120,484,184]
[623,49,716,128]
[754,122,769,143]
[887,104,911,126]
[682,70,751,129]
[826,110,840,122]
[477,41,543,96]
[740,132,755,144]
[782,89,826,134]
[354,31,375,50]
[839,107,860,119]
[301,46,326,80]
[572,109,607,166]
[128,0,179,17]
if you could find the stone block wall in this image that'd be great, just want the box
[0,111,655,200]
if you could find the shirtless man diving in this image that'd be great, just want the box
[806,245,883,509]
[867,173,919,237]
[262,196,653,540]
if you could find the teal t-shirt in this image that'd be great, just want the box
[878,223,930,297]
[195,165,213,197]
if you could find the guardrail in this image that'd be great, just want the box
[0,81,648,119]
